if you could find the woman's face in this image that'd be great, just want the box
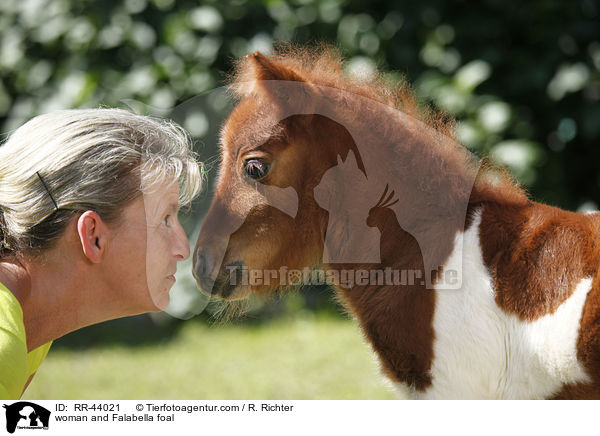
[107,182,190,313]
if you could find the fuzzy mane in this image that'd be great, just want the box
[230,43,454,138]
[229,43,528,206]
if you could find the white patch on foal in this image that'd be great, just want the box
[398,210,592,399]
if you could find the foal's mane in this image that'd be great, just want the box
[230,43,528,206]
[230,43,453,137]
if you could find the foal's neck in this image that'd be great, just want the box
[326,217,437,391]
[313,106,506,390]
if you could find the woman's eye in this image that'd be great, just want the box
[162,215,171,226]
[244,159,270,180]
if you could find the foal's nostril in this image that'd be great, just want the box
[192,251,203,279]
[193,248,221,295]
[193,249,212,283]
[196,252,206,277]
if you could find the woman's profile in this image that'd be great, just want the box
[0,108,203,399]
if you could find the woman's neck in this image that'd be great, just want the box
[0,244,137,351]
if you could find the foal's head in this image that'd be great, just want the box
[193,46,527,300]
[193,50,366,299]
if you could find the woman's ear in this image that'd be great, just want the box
[77,211,107,263]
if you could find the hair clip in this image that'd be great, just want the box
[36,171,59,211]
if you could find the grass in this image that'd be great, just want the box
[22,311,397,399]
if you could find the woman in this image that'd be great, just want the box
[0,108,203,399]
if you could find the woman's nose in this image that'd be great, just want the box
[173,223,190,261]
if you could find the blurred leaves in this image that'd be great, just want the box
[0,0,599,209]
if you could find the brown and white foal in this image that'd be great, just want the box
[193,46,600,399]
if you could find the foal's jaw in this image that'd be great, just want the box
[200,283,252,301]
[195,276,280,302]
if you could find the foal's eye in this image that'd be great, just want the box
[244,158,270,180]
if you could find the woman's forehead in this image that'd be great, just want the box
[143,183,180,212]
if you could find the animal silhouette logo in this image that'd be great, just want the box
[3,402,50,433]
[314,151,389,264]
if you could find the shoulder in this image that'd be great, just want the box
[478,201,597,320]
[0,281,29,399]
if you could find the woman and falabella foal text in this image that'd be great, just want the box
[0,108,203,398]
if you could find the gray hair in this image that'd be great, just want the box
[0,108,204,258]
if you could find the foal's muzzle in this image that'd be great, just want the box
[193,245,246,299]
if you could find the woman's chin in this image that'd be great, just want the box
[149,287,171,311]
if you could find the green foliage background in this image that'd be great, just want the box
[2,0,599,209]
[2,0,600,397]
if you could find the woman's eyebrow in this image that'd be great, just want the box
[167,202,180,214]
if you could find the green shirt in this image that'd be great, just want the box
[0,281,51,399]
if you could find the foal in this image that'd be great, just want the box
[193,46,600,399]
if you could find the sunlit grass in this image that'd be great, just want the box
[23,312,396,399]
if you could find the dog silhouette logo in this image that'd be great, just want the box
[3,402,50,433]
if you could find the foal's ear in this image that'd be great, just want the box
[234,52,307,98]
[249,52,305,83]
[234,52,316,127]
